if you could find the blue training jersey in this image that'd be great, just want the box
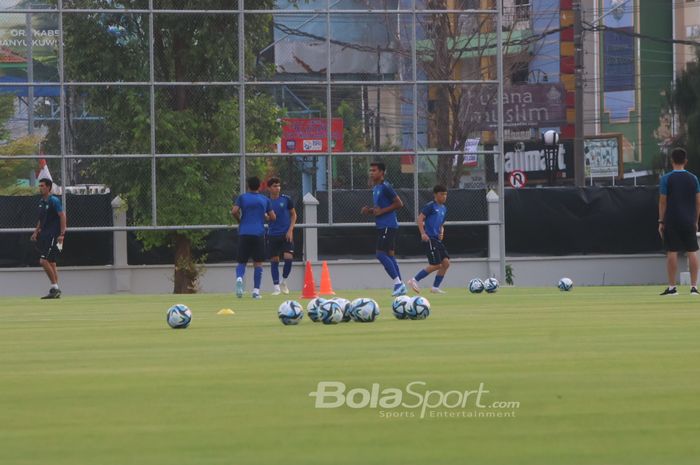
[421,201,447,239]
[234,192,272,237]
[372,181,399,229]
[38,195,63,239]
[268,194,295,236]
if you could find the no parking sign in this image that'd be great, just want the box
[508,170,527,188]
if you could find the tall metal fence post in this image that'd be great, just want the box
[487,189,501,278]
[303,192,320,263]
[111,196,131,293]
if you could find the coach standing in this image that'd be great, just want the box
[31,178,66,299]
[658,148,700,296]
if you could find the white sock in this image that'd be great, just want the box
[51,283,59,290]
[393,277,402,285]
[253,288,260,294]
[274,284,281,291]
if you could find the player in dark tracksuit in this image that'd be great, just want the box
[30,178,67,299]
[658,147,700,296]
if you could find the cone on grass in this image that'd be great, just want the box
[319,260,335,295]
[301,260,318,299]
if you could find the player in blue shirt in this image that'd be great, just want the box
[408,185,450,294]
[30,178,67,299]
[360,162,406,296]
[232,176,276,299]
[266,177,297,295]
[658,148,700,296]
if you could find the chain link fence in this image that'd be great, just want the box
[1,1,506,266]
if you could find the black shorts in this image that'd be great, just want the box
[37,236,59,263]
[266,234,294,258]
[376,227,398,253]
[425,237,449,265]
[237,235,265,263]
[663,225,699,252]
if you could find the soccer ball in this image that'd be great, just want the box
[306,297,326,322]
[278,300,304,325]
[407,296,430,320]
[468,278,484,294]
[391,296,412,320]
[166,304,192,329]
[318,299,344,324]
[350,298,380,322]
[558,277,574,291]
[332,298,352,322]
[484,277,499,293]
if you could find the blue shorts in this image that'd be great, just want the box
[376,227,398,253]
[425,237,449,265]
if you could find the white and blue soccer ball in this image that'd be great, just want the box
[484,277,499,293]
[306,297,326,322]
[406,296,430,320]
[318,299,344,324]
[166,304,192,329]
[278,300,304,325]
[391,296,412,320]
[332,298,352,322]
[468,278,485,294]
[350,298,380,322]
[558,277,574,291]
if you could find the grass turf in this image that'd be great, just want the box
[1,286,699,465]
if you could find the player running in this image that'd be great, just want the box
[408,185,450,294]
[360,162,406,296]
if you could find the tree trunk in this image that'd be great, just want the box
[435,84,455,186]
[173,233,197,294]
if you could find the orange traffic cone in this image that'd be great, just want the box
[319,261,335,295]
[301,261,318,299]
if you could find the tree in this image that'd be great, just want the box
[0,94,41,194]
[51,1,283,293]
[666,50,700,175]
[408,0,532,187]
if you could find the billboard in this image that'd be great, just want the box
[487,139,575,182]
[585,135,623,178]
[460,83,567,130]
[281,118,344,154]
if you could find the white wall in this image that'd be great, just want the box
[0,254,675,297]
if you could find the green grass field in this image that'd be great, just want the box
[1,287,699,465]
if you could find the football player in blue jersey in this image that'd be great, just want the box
[408,185,450,294]
[266,177,297,295]
[361,162,407,296]
[232,176,276,299]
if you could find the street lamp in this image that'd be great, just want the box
[542,130,560,186]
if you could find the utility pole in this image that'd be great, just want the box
[574,0,585,186]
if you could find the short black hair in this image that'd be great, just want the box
[267,177,281,186]
[370,162,386,172]
[39,178,53,188]
[247,176,261,191]
[433,184,447,194]
[671,147,687,165]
